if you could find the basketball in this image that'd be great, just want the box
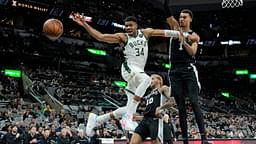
[43,18,63,40]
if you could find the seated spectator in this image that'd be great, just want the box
[25,126,40,144]
[38,128,52,144]
[56,127,73,144]
[73,129,89,144]
[2,125,22,144]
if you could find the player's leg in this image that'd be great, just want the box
[86,63,132,137]
[184,66,208,144]
[152,139,161,144]
[129,133,143,144]
[120,80,139,131]
[121,63,150,131]
[96,106,127,123]
[126,72,151,120]
[130,119,148,144]
[170,74,189,144]
[149,118,162,144]
[86,108,128,137]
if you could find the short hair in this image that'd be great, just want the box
[181,9,193,19]
[124,16,137,23]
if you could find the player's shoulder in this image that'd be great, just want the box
[140,28,153,39]
[116,32,128,43]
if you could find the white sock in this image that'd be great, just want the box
[96,113,111,123]
[96,107,127,123]
[113,106,127,118]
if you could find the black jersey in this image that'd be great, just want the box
[169,30,196,66]
[143,89,166,118]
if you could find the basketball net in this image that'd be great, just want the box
[222,0,243,8]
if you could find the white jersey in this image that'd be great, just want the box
[123,29,148,69]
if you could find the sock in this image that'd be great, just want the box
[113,107,127,118]
[96,113,111,123]
[96,107,127,123]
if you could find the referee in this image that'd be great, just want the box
[164,1,211,144]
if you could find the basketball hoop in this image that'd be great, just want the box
[222,0,243,8]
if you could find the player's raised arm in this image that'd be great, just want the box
[71,13,126,44]
[164,0,179,30]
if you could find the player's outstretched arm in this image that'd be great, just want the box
[164,0,179,30]
[143,28,181,39]
[72,13,126,44]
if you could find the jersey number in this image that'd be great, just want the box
[146,97,153,105]
[135,48,144,56]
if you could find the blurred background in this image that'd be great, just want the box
[0,0,256,143]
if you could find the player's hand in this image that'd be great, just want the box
[160,85,169,92]
[155,107,164,118]
[71,12,86,27]
[187,33,200,43]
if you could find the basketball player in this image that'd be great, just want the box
[129,74,175,144]
[164,3,211,144]
[71,14,196,137]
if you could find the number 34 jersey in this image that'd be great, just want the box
[143,89,166,118]
[123,29,148,70]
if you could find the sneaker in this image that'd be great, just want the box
[120,116,138,131]
[86,113,97,137]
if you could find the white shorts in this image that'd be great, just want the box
[121,61,150,94]
[121,61,144,82]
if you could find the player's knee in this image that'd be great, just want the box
[130,133,142,144]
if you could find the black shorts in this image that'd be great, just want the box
[134,117,159,140]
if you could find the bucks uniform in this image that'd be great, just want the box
[169,30,206,142]
[121,29,148,81]
[121,29,151,103]
[134,89,166,142]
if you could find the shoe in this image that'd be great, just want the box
[86,113,97,137]
[120,115,138,131]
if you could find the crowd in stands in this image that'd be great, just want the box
[0,65,256,144]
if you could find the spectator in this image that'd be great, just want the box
[2,125,22,144]
[56,127,73,144]
[38,128,52,144]
[25,126,40,144]
[73,129,89,144]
